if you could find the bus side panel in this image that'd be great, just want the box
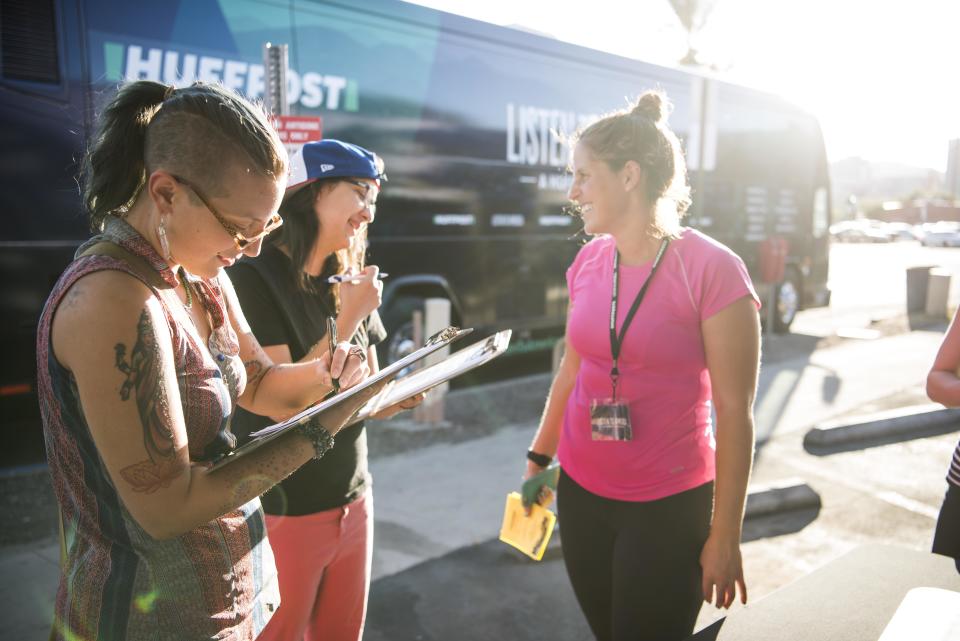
[696,84,830,312]
[0,0,90,464]
[289,1,696,337]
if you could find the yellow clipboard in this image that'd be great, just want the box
[498,492,557,561]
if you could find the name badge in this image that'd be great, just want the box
[590,398,632,441]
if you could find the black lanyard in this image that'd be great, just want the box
[609,238,669,398]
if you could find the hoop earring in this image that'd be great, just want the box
[157,217,172,261]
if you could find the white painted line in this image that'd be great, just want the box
[875,491,941,520]
[783,455,938,520]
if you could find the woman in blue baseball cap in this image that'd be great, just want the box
[228,139,422,641]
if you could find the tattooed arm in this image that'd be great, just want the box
[51,270,379,539]
[216,271,369,417]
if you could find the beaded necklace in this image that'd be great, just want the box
[178,267,193,310]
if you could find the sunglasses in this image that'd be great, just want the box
[173,175,283,250]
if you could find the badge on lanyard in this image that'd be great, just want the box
[590,238,669,442]
[590,397,632,441]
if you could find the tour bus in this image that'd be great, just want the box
[0,0,830,464]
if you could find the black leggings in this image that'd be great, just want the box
[932,483,960,566]
[557,470,713,641]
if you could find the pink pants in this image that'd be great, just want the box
[256,491,373,641]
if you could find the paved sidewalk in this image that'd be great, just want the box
[0,540,59,641]
[2,326,950,640]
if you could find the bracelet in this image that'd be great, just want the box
[526,449,553,467]
[296,419,335,459]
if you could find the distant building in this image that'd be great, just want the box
[873,199,960,224]
[830,157,943,215]
[948,139,960,199]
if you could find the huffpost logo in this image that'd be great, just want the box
[103,41,359,112]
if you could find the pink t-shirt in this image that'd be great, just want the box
[557,229,760,502]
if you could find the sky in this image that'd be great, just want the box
[405,0,958,172]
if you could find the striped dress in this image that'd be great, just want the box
[37,217,279,641]
[949,439,960,488]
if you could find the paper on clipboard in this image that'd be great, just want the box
[207,326,472,471]
[353,329,512,422]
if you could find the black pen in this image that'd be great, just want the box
[326,316,340,394]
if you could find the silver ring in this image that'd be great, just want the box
[348,345,366,362]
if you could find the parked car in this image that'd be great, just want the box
[883,222,921,241]
[829,220,892,243]
[920,222,960,247]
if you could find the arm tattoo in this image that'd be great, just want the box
[244,359,268,390]
[117,457,183,495]
[115,309,184,493]
[242,338,273,400]
[215,442,303,516]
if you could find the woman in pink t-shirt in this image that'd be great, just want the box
[525,90,761,641]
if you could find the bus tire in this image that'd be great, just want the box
[379,296,425,366]
[773,268,801,333]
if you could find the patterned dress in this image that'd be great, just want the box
[948,440,960,489]
[37,217,279,641]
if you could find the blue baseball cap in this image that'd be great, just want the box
[286,139,386,193]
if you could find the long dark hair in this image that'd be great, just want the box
[271,180,369,313]
[81,80,285,230]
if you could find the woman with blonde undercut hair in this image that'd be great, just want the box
[38,81,376,641]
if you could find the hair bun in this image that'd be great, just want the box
[631,91,667,125]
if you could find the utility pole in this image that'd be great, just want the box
[263,43,288,116]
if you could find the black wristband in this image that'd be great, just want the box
[296,419,335,459]
[526,449,552,467]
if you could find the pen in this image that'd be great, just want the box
[326,272,389,284]
[326,316,340,394]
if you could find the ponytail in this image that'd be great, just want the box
[82,81,171,231]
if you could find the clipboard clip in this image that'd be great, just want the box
[482,332,509,355]
[425,326,464,346]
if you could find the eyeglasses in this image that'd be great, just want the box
[344,179,378,216]
[172,175,283,250]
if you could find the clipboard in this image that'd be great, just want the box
[207,326,472,471]
[351,329,512,423]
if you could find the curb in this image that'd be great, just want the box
[744,478,820,519]
[804,403,960,449]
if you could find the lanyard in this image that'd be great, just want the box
[609,238,669,398]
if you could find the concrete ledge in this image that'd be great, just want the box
[745,478,821,519]
[804,403,960,449]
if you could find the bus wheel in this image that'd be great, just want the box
[380,296,424,369]
[774,270,801,333]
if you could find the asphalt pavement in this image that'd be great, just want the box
[5,314,958,641]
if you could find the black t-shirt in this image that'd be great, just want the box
[227,244,386,515]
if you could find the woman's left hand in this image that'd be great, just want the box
[699,533,747,609]
[370,392,426,420]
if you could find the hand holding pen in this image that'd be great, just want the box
[323,316,370,395]
[335,265,384,324]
